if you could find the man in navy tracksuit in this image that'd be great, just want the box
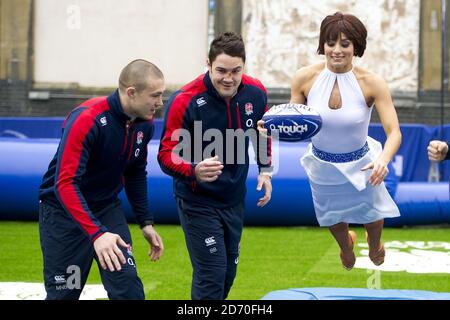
[158,32,273,300]
[38,59,164,300]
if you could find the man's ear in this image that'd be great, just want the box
[126,87,136,98]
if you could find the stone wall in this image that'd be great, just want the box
[242,0,420,92]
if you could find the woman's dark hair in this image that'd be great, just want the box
[317,12,367,57]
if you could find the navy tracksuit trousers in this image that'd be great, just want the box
[176,197,245,300]
[39,200,144,300]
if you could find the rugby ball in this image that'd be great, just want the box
[262,104,322,142]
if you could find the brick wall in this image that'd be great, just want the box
[0,81,29,116]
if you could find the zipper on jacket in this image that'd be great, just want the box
[127,131,136,161]
[191,180,197,192]
[226,101,232,128]
[236,103,242,129]
[121,120,131,157]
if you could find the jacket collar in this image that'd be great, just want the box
[107,90,131,124]
[107,90,149,125]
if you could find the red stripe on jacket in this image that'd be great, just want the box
[158,75,206,179]
[56,99,109,238]
[242,75,268,94]
[62,97,106,128]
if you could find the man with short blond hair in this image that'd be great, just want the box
[39,59,164,300]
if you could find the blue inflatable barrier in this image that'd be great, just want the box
[261,288,450,300]
[0,136,449,226]
[0,117,65,139]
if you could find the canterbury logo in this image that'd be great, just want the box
[205,236,216,246]
[100,116,107,126]
[196,97,207,107]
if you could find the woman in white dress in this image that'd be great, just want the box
[262,12,402,270]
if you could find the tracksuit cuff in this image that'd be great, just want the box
[446,142,450,160]
[91,230,104,243]
[139,220,155,229]
[259,166,273,177]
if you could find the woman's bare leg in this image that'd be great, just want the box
[329,222,357,270]
[364,219,385,266]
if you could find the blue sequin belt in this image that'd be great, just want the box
[312,142,369,163]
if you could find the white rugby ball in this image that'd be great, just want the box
[262,104,322,142]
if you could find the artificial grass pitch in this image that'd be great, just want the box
[0,221,449,299]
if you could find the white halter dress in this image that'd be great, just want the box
[300,67,400,227]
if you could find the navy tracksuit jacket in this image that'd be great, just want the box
[39,90,154,239]
[38,90,153,299]
[158,71,272,207]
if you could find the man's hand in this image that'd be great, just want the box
[428,140,449,162]
[142,225,164,261]
[194,155,224,182]
[93,232,129,272]
[256,174,272,207]
[257,120,269,138]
